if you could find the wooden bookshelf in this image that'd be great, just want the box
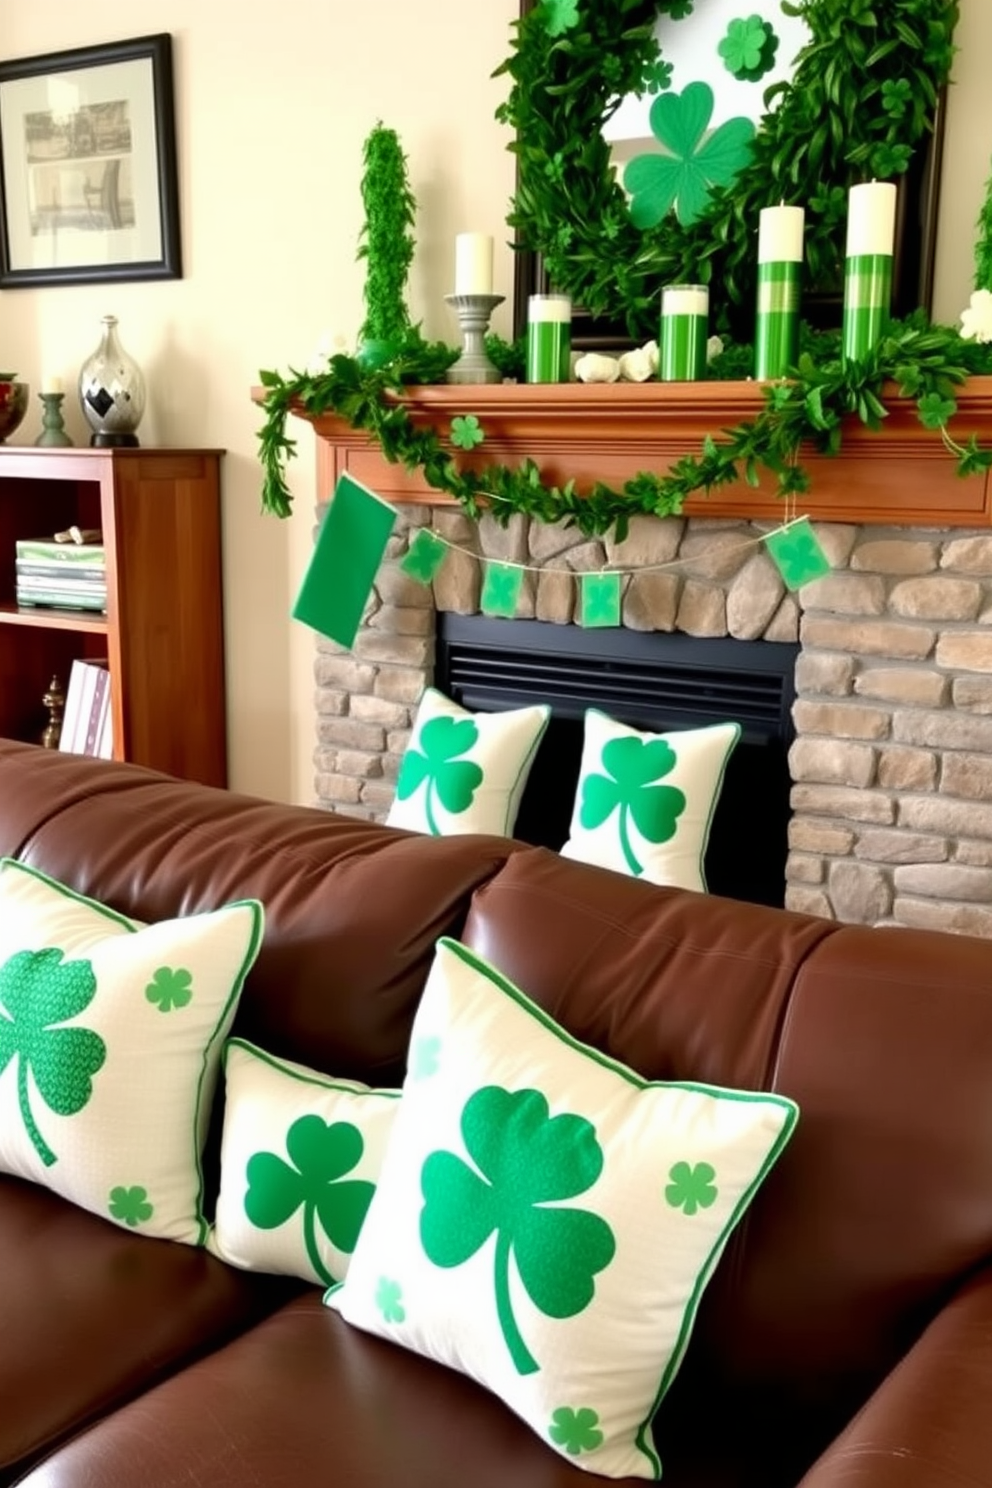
[0,446,227,787]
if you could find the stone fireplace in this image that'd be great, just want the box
[294,380,992,939]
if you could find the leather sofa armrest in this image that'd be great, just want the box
[798,1268,992,1488]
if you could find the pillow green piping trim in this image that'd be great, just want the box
[687,720,741,893]
[0,859,265,1248]
[438,935,799,1478]
[224,1036,401,1101]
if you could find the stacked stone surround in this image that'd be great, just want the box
[313,502,992,939]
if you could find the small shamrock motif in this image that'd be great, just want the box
[581,573,621,628]
[450,414,484,451]
[870,141,912,178]
[880,77,913,118]
[643,58,674,95]
[400,529,447,585]
[375,1276,406,1324]
[0,947,106,1168]
[665,1160,718,1216]
[549,1405,604,1456]
[245,1115,376,1285]
[668,0,693,15]
[917,391,957,430]
[579,734,686,876]
[410,1034,441,1080]
[624,83,755,229]
[145,966,193,1013]
[717,15,779,82]
[959,289,992,344]
[420,1086,616,1376]
[109,1184,154,1227]
[764,519,831,591]
[395,714,483,835]
[542,0,579,37]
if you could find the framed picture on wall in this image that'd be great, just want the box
[509,0,947,350]
[0,33,182,289]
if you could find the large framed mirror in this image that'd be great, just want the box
[506,0,949,350]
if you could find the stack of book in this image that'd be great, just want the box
[59,658,113,759]
[15,536,107,612]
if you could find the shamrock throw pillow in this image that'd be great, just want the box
[0,858,262,1245]
[209,1038,400,1285]
[386,687,549,837]
[327,937,797,1480]
[560,711,741,891]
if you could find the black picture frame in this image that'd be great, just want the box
[511,1,946,350]
[0,33,181,289]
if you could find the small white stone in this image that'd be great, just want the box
[574,352,621,384]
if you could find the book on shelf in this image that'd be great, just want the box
[16,586,107,613]
[16,561,106,582]
[15,536,105,566]
[59,658,112,757]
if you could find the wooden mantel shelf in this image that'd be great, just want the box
[271,376,992,528]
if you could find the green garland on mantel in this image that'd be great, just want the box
[257,318,992,538]
[256,0,992,537]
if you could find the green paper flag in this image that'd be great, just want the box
[292,473,396,647]
[580,571,621,628]
[481,562,523,619]
[764,517,831,591]
[401,528,448,585]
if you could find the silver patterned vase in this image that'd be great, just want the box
[78,315,147,448]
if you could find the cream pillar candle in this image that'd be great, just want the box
[755,204,805,380]
[41,375,63,395]
[843,181,897,362]
[454,233,494,296]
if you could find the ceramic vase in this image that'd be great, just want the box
[78,315,146,447]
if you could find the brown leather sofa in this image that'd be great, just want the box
[1,737,990,1488]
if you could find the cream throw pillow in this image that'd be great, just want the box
[327,937,797,1480]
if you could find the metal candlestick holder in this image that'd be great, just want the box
[34,392,73,447]
[444,293,505,384]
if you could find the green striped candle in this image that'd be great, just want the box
[526,294,571,383]
[755,205,804,380]
[842,181,897,364]
[659,284,708,381]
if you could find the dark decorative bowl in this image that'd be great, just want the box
[0,381,28,443]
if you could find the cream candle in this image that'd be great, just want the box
[843,181,898,362]
[41,375,63,396]
[755,204,805,380]
[454,233,494,296]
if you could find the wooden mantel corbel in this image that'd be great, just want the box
[264,377,992,528]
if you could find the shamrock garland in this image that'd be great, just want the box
[498,0,959,341]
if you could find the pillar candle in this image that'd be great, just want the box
[454,233,494,296]
[755,204,804,381]
[526,294,571,383]
[41,375,63,396]
[842,181,897,363]
[659,284,709,381]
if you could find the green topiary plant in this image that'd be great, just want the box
[357,122,417,355]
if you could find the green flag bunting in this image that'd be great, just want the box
[481,562,523,618]
[401,528,448,585]
[292,473,396,647]
[580,571,622,628]
[763,517,831,591]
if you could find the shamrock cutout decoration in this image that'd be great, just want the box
[145,966,193,1013]
[109,1184,154,1227]
[917,392,957,430]
[624,82,755,228]
[450,415,484,451]
[579,735,687,876]
[580,572,621,629]
[481,562,523,619]
[0,947,106,1167]
[395,714,483,835]
[665,1160,718,1216]
[763,518,831,591]
[668,0,694,15]
[400,529,447,585]
[375,1276,406,1324]
[245,1115,376,1285]
[542,0,579,37]
[549,1406,604,1456]
[420,1085,616,1376]
[717,15,779,82]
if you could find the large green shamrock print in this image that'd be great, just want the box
[624,82,755,228]
[395,715,483,835]
[0,948,106,1168]
[420,1086,616,1376]
[579,735,687,876]
[245,1115,376,1285]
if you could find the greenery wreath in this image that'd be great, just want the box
[256,0,992,536]
[499,0,959,342]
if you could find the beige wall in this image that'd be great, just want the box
[1,1,988,806]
